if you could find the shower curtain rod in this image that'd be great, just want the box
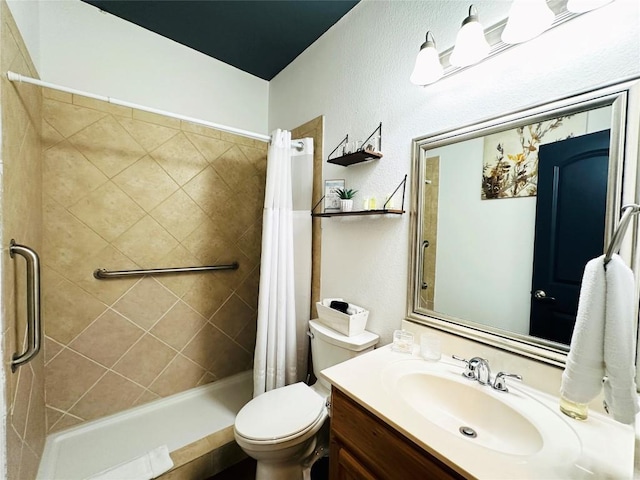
[7,71,303,149]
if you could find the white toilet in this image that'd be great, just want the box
[234,319,379,480]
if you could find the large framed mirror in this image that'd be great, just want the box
[407,78,640,366]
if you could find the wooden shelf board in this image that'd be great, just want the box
[311,209,404,218]
[327,149,383,167]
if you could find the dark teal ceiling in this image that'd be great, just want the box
[82,0,359,80]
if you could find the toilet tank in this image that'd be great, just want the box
[309,319,378,391]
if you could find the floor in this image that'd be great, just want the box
[209,458,256,480]
[208,456,329,480]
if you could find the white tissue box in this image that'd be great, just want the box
[315,298,369,336]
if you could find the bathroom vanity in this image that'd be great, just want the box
[330,387,464,479]
[322,346,635,479]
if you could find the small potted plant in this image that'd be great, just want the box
[336,188,358,212]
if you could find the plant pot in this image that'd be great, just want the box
[340,199,353,212]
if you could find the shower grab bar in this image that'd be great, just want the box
[93,262,239,279]
[604,204,640,266]
[9,240,42,372]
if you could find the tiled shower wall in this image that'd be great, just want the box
[420,156,439,311]
[41,91,266,432]
[0,2,46,478]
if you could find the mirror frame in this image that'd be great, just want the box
[407,77,640,367]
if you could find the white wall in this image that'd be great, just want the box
[269,0,640,344]
[8,0,269,135]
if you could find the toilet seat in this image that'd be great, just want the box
[235,383,326,445]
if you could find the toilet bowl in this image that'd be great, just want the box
[234,319,379,480]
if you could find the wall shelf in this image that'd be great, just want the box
[327,149,383,167]
[312,174,407,218]
[327,122,383,167]
[311,208,404,218]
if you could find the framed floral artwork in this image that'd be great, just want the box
[481,113,588,199]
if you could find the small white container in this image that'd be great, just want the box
[315,298,369,336]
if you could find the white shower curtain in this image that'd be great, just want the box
[253,130,313,396]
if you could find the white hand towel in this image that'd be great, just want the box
[561,255,606,403]
[87,445,174,480]
[603,254,639,424]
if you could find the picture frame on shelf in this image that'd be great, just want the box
[324,179,345,212]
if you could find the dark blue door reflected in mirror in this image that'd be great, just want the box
[529,129,611,344]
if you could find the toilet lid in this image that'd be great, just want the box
[235,383,325,442]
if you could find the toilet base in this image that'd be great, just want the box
[252,421,330,480]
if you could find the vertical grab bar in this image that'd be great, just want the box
[9,239,42,372]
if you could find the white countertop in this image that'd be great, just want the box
[321,345,635,479]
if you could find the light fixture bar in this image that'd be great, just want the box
[438,0,583,80]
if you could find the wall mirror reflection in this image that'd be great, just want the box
[408,78,640,365]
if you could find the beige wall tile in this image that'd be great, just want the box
[150,189,209,242]
[41,120,64,151]
[182,165,232,217]
[69,372,144,421]
[154,245,201,297]
[150,301,207,350]
[180,120,221,139]
[185,132,233,164]
[43,195,109,273]
[45,349,106,411]
[10,365,32,438]
[112,277,177,330]
[181,276,232,320]
[148,354,206,397]
[42,87,72,103]
[113,155,180,212]
[112,334,177,387]
[69,310,144,367]
[150,132,209,186]
[116,116,179,152]
[48,411,83,434]
[64,245,139,305]
[42,271,108,345]
[69,181,146,242]
[112,216,179,268]
[43,98,106,138]
[181,218,232,264]
[181,324,228,370]
[43,140,108,208]
[210,294,255,339]
[208,335,252,379]
[69,115,146,178]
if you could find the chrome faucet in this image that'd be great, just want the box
[471,357,491,386]
[453,355,522,392]
[452,355,492,386]
[452,355,490,384]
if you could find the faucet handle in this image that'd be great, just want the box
[452,355,478,379]
[493,372,522,392]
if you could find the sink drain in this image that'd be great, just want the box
[459,426,477,438]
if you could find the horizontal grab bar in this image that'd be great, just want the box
[93,262,239,279]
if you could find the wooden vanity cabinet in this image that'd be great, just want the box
[329,388,467,480]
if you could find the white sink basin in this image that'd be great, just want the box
[382,359,581,460]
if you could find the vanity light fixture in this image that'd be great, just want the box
[411,0,608,87]
[450,5,490,67]
[501,0,555,44]
[410,31,444,86]
[566,0,613,13]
